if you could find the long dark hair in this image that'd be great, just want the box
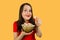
[17,3,36,32]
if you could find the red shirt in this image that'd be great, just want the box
[13,21,36,40]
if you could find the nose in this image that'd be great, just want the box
[26,10,30,14]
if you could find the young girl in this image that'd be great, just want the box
[13,3,42,40]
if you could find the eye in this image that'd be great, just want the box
[29,10,32,12]
[24,10,27,12]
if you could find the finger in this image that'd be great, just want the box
[38,19,42,25]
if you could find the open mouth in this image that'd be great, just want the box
[26,15,30,17]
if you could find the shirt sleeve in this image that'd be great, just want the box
[13,21,17,32]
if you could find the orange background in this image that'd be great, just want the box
[0,0,60,40]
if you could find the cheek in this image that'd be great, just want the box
[30,13,32,16]
[29,13,32,18]
[22,12,32,20]
[22,13,26,19]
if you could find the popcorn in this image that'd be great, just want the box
[21,23,35,33]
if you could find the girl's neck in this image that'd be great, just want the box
[25,20,29,23]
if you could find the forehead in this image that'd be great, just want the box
[23,5,31,10]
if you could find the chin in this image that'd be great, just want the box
[25,17,31,20]
[26,19,30,21]
[25,18,30,21]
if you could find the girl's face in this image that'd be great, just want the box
[22,5,32,21]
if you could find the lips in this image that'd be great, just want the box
[26,15,30,17]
